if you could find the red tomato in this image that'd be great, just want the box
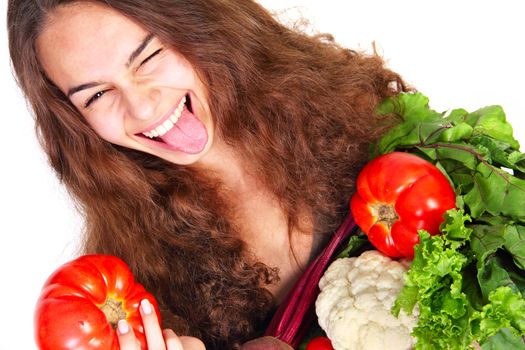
[34,255,160,350]
[305,336,334,350]
[350,152,456,258]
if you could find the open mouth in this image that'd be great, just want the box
[137,93,193,143]
[134,91,208,155]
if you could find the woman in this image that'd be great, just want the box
[7,0,406,348]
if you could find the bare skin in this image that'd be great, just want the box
[196,141,318,303]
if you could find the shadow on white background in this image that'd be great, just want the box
[1,1,524,349]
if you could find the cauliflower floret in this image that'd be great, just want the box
[315,250,417,350]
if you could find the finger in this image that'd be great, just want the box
[117,319,141,350]
[140,298,166,350]
[162,329,184,350]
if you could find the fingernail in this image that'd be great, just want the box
[118,319,129,334]
[141,299,152,315]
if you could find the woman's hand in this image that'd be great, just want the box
[117,299,206,350]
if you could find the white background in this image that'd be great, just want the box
[1,1,524,349]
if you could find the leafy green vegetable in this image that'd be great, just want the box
[336,232,371,259]
[464,162,525,220]
[379,92,525,349]
[473,286,525,340]
[470,225,525,300]
[373,91,525,218]
[393,210,525,349]
[481,328,525,350]
[392,210,475,349]
[503,225,525,271]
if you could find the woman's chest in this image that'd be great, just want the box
[230,191,321,303]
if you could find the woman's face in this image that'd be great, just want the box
[37,2,214,165]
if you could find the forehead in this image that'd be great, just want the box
[36,2,149,91]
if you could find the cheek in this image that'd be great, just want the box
[87,113,127,144]
[156,55,196,88]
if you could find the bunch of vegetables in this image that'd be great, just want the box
[34,93,525,350]
[310,92,525,350]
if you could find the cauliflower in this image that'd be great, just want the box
[315,250,417,350]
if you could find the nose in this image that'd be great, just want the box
[122,83,160,121]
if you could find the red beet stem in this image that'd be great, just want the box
[264,213,356,347]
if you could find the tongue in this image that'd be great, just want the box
[159,106,208,154]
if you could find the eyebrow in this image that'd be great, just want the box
[126,33,155,67]
[67,33,155,98]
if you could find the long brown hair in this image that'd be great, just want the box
[8,0,406,348]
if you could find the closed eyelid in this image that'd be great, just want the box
[139,48,163,67]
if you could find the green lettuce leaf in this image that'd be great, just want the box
[392,210,475,349]
[473,287,525,341]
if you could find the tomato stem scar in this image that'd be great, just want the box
[371,203,399,229]
[100,298,127,329]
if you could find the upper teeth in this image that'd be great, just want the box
[143,96,186,138]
